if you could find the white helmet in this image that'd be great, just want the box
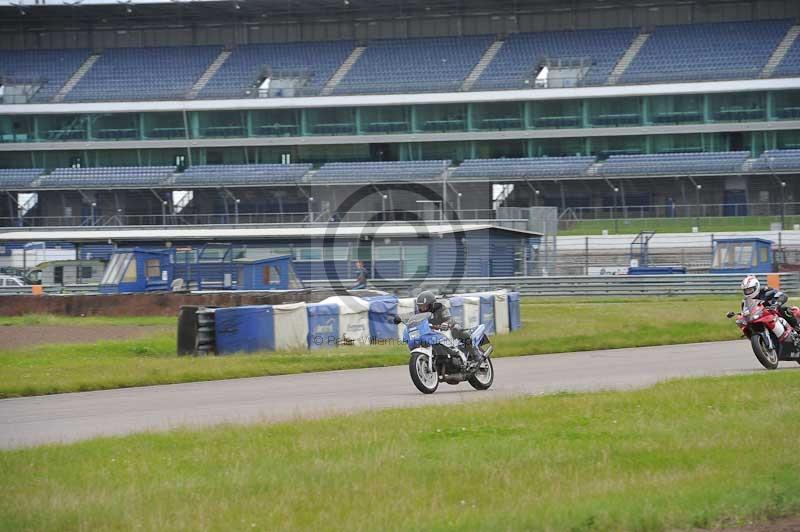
[741,275,760,299]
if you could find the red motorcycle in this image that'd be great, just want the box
[727,299,800,369]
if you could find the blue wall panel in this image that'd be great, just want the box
[215,305,275,354]
[508,291,521,330]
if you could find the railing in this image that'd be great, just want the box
[0,209,504,228]
[304,273,800,297]
[564,202,800,221]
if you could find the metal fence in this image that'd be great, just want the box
[304,273,800,297]
[0,208,504,228]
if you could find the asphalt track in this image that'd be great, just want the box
[1,340,798,449]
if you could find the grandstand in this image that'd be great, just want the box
[0,0,798,235]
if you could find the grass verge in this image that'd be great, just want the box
[0,296,743,398]
[1,372,799,531]
[559,215,800,236]
[0,314,175,327]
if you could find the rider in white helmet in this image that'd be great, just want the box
[741,274,800,330]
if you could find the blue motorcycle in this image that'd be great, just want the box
[400,312,494,394]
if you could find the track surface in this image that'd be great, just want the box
[1,340,798,449]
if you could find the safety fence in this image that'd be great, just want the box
[304,273,800,297]
[180,291,521,355]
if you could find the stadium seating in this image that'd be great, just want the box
[450,157,595,179]
[0,168,44,189]
[65,46,221,102]
[199,41,354,99]
[474,28,636,90]
[38,166,175,187]
[598,152,750,176]
[773,38,800,77]
[173,164,312,185]
[312,160,450,181]
[621,20,791,84]
[749,149,800,171]
[0,49,90,102]
[334,36,494,94]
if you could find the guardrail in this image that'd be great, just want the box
[2,274,799,298]
[304,273,800,297]
[0,284,99,295]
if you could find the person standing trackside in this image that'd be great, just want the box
[352,260,368,289]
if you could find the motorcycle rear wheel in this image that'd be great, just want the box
[409,353,439,394]
[751,334,779,370]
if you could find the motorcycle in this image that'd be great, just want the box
[726,299,800,369]
[399,312,494,394]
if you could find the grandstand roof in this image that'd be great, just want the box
[0,223,541,242]
[0,0,756,27]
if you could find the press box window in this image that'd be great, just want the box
[146,259,161,278]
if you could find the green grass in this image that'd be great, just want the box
[0,314,175,327]
[0,297,743,398]
[559,215,800,236]
[1,372,799,531]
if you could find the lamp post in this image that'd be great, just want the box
[381,194,388,220]
[415,199,443,221]
[90,202,96,226]
[307,196,314,223]
[457,192,462,215]
[695,184,702,228]
[613,187,619,234]
[234,198,240,225]
[162,200,168,226]
[781,180,787,229]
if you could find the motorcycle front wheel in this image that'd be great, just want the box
[468,357,494,390]
[751,334,779,370]
[409,352,439,394]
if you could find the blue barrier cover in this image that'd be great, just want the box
[368,297,399,341]
[215,305,275,354]
[478,294,496,335]
[307,303,340,350]
[508,291,521,331]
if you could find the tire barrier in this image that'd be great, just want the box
[196,307,217,356]
[185,291,522,355]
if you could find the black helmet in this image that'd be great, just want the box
[416,290,436,313]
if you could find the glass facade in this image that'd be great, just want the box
[1,130,794,169]
[0,89,799,170]
[1,89,799,145]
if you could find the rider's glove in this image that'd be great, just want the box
[438,323,450,331]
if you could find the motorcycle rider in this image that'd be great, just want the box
[741,274,800,330]
[415,290,483,364]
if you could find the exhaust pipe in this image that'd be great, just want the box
[483,345,494,358]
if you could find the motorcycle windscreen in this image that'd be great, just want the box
[396,297,417,340]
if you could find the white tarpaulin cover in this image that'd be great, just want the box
[320,295,370,345]
[493,291,510,335]
[272,302,308,351]
[462,296,481,328]
[396,297,417,340]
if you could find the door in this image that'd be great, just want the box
[54,266,64,285]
